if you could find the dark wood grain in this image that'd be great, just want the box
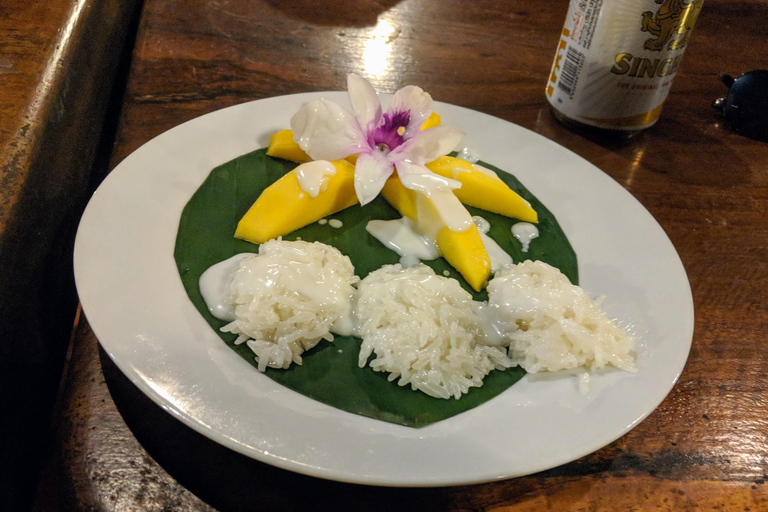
[46,0,768,510]
[0,0,140,510]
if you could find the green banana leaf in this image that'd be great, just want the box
[174,149,578,428]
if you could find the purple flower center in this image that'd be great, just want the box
[370,110,410,152]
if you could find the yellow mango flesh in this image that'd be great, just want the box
[266,129,311,163]
[420,112,441,130]
[436,224,490,292]
[426,156,538,223]
[381,176,491,291]
[381,176,417,219]
[235,159,358,244]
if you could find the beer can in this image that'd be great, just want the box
[546,0,704,136]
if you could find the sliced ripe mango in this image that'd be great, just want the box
[436,224,490,292]
[235,159,358,244]
[426,156,538,223]
[380,176,491,291]
[420,112,441,130]
[381,176,417,219]
[266,129,311,163]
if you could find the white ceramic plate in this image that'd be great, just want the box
[74,92,693,487]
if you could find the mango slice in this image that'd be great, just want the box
[426,156,538,223]
[381,176,418,219]
[435,224,490,292]
[420,112,441,130]
[266,129,311,163]
[235,159,358,244]
[381,176,491,291]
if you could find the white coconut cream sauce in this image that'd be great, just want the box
[420,190,473,234]
[331,293,359,336]
[202,249,359,337]
[454,137,481,164]
[366,214,515,272]
[199,253,255,321]
[448,165,470,180]
[472,163,501,181]
[472,215,491,234]
[511,222,539,252]
[472,216,513,272]
[366,217,440,266]
[295,160,336,198]
[471,302,507,346]
[397,173,472,234]
[449,138,501,181]
[233,250,343,308]
[318,218,343,228]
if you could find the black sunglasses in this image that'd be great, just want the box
[713,70,768,142]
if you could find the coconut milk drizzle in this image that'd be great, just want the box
[199,253,254,321]
[511,222,540,252]
[295,160,337,198]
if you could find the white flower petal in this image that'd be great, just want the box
[348,74,382,131]
[354,152,394,205]
[392,126,464,164]
[290,99,367,161]
[389,85,433,138]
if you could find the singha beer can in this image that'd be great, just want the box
[546,0,703,136]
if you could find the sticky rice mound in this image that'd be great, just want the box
[356,264,512,399]
[221,239,358,371]
[486,260,635,374]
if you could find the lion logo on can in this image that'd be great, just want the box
[641,0,703,51]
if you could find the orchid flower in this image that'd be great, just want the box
[290,74,465,206]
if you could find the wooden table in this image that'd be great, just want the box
[0,1,139,509]
[40,0,768,510]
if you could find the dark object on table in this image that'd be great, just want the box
[713,70,768,142]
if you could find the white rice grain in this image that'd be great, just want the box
[221,240,358,371]
[486,260,636,375]
[355,264,512,399]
